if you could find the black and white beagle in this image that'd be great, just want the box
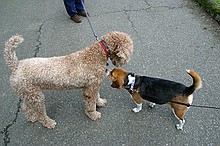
[107,68,202,130]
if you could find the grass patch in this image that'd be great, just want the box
[195,0,220,14]
[213,0,220,5]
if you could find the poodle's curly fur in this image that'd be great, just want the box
[4,31,133,128]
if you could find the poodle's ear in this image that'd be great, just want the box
[104,31,133,67]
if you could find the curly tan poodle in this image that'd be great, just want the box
[4,31,133,129]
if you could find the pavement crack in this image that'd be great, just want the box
[144,0,152,8]
[149,4,189,11]
[34,22,44,57]
[1,99,22,146]
[124,10,141,40]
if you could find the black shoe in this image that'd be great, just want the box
[78,11,87,17]
[71,14,81,23]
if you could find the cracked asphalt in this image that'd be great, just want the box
[0,0,220,145]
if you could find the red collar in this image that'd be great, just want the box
[99,40,109,58]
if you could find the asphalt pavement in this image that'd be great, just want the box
[0,0,220,145]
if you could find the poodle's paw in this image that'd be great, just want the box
[132,108,141,113]
[41,118,57,129]
[86,111,101,121]
[97,98,107,107]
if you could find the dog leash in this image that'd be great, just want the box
[81,1,110,61]
[170,101,220,110]
[81,0,99,41]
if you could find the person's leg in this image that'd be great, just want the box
[63,0,77,17]
[75,0,84,12]
[75,0,87,17]
[63,0,81,22]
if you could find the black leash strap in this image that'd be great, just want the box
[170,101,220,110]
[81,0,99,41]
[170,101,191,107]
[190,104,220,109]
[80,0,110,66]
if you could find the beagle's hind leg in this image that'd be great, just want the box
[149,102,156,108]
[171,107,188,130]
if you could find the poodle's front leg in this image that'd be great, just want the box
[96,93,107,107]
[83,87,101,120]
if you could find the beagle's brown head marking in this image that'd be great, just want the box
[108,68,128,89]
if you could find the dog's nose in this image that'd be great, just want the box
[106,69,111,76]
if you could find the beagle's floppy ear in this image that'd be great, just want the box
[111,79,120,88]
[111,77,124,89]
[109,69,125,89]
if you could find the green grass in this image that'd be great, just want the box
[213,0,220,5]
[195,0,220,15]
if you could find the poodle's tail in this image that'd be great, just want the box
[4,34,24,72]
[184,69,202,96]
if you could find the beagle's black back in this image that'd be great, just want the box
[136,76,187,104]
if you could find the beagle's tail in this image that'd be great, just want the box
[185,69,202,96]
[4,34,24,72]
